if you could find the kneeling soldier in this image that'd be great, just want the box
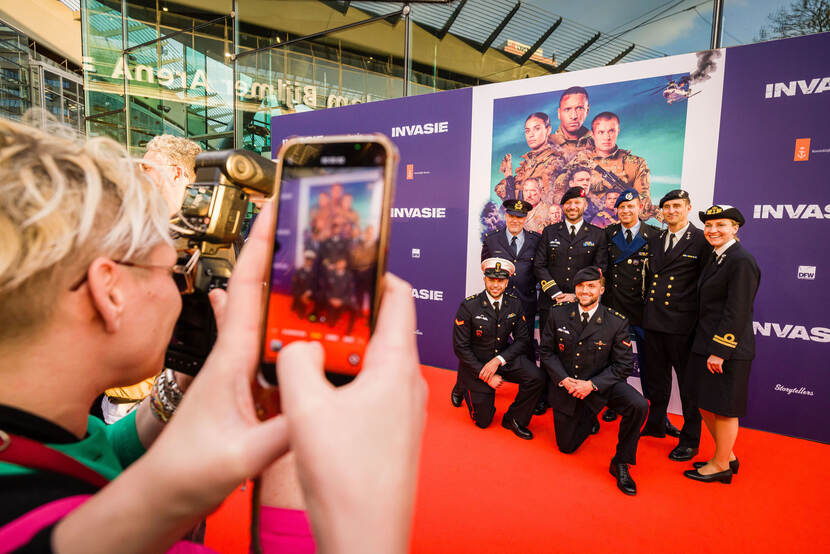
[540,266,648,495]
[453,258,545,439]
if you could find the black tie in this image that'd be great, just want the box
[570,225,576,240]
[510,235,518,257]
[666,233,676,252]
[493,301,500,319]
[711,251,719,265]
[581,312,590,330]
[625,229,633,244]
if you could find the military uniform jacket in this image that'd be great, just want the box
[481,228,540,309]
[495,146,565,202]
[540,303,633,416]
[590,148,659,219]
[453,292,529,394]
[324,269,355,304]
[692,242,761,360]
[642,223,709,335]
[534,221,608,306]
[603,222,660,327]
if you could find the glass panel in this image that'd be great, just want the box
[44,71,62,92]
[0,25,32,120]
[722,0,828,47]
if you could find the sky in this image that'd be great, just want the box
[531,0,795,56]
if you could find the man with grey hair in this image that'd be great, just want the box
[141,134,202,216]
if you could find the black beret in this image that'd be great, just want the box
[503,198,531,217]
[615,188,639,208]
[573,266,604,286]
[699,204,745,226]
[659,189,690,207]
[561,187,587,205]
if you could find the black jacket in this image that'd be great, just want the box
[642,223,709,335]
[453,292,529,393]
[481,227,540,309]
[603,222,660,327]
[692,241,760,360]
[540,303,633,416]
[534,220,607,308]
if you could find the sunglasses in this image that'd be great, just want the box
[69,249,201,294]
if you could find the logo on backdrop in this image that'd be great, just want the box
[764,77,830,99]
[794,138,811,161]
[752,204,830,219]
[774,384,815,397]
[411,248,421,259]
[412,288,444,301]
[391,207,447,218]
[391,121,449,137]
[754,321,830,343]
[798,266,816,280]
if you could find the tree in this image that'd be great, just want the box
[756,0,829,41]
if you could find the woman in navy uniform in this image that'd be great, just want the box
[452,258,544,439]
[684,205,760,484]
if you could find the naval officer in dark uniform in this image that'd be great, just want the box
[452,199,541,408]
[540,266,648,495]
[599,189,679,437]
[534,186,607,414]
[452,258,545,439]
[685,205,760,484]
[641,189,709,462]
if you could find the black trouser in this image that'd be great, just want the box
[463,356,544,429]
[642,330,701,448]
[552,381,648,465]
[520,299,537,361]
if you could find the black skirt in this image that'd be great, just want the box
[690,353,753,417]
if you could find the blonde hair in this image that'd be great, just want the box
[0,116,171,340]
[145,134,202,182]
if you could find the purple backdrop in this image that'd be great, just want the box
[271,88,473,370]
[713,32,830,443]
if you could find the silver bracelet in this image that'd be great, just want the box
[150,369,184,423]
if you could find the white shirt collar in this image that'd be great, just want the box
[485,291,504,308]
[579,303,599,321]
[566,219,584,235]
[714,238,737,258]
[667,222,690,239]
[621,219,641,236]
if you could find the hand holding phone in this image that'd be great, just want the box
[259,135,398,386]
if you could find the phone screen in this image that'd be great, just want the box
[260,140,392,382]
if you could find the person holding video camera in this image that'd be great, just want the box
[0,117,426,553]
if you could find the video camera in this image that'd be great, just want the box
[165,149,276,375]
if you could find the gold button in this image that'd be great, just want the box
[575,364,579,368]
[654,274,659,278]
[578,342,582,345]
[650,298,654,301]
[666,293,671,297]
[670,276,675,280]
[664,301,669,305]
[668,285,672,289]
[651,289,655,293]
[497,324,500,327]
[576,353,580,357]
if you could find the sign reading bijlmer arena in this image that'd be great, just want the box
[272,32,830,444]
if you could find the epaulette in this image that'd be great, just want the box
[608,309,627,320]
[527,229,542,238]
[465,294,477,301]
[504,289,519,298]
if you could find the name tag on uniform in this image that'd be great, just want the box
[583,241,595,247]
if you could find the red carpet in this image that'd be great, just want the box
[206,365,830,553]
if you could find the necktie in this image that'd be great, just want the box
[510,235,518,257]
[625,229,633,244]
[570,225,576,240]
[666,233,675,252]
[581,312,590,330]
[493,301,500,319]
[711,251,719,265]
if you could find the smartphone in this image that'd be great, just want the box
[257,135,398,395]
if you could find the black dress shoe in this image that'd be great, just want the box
[664,418,681,438]
[609,462,637,495]
[591,418,600,435]
[669,446,699,461]
[640,425,667,438]
[694,459,739,474]
[533,399,548,416]
[450,387,463,408]
[683,467,732,484]
[502,417,533,440]
[602,408,618,422]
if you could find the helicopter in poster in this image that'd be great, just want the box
[643,50,722,105]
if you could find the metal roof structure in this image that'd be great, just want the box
[347,0,667,72]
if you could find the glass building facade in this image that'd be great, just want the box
[0,22,85,133]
